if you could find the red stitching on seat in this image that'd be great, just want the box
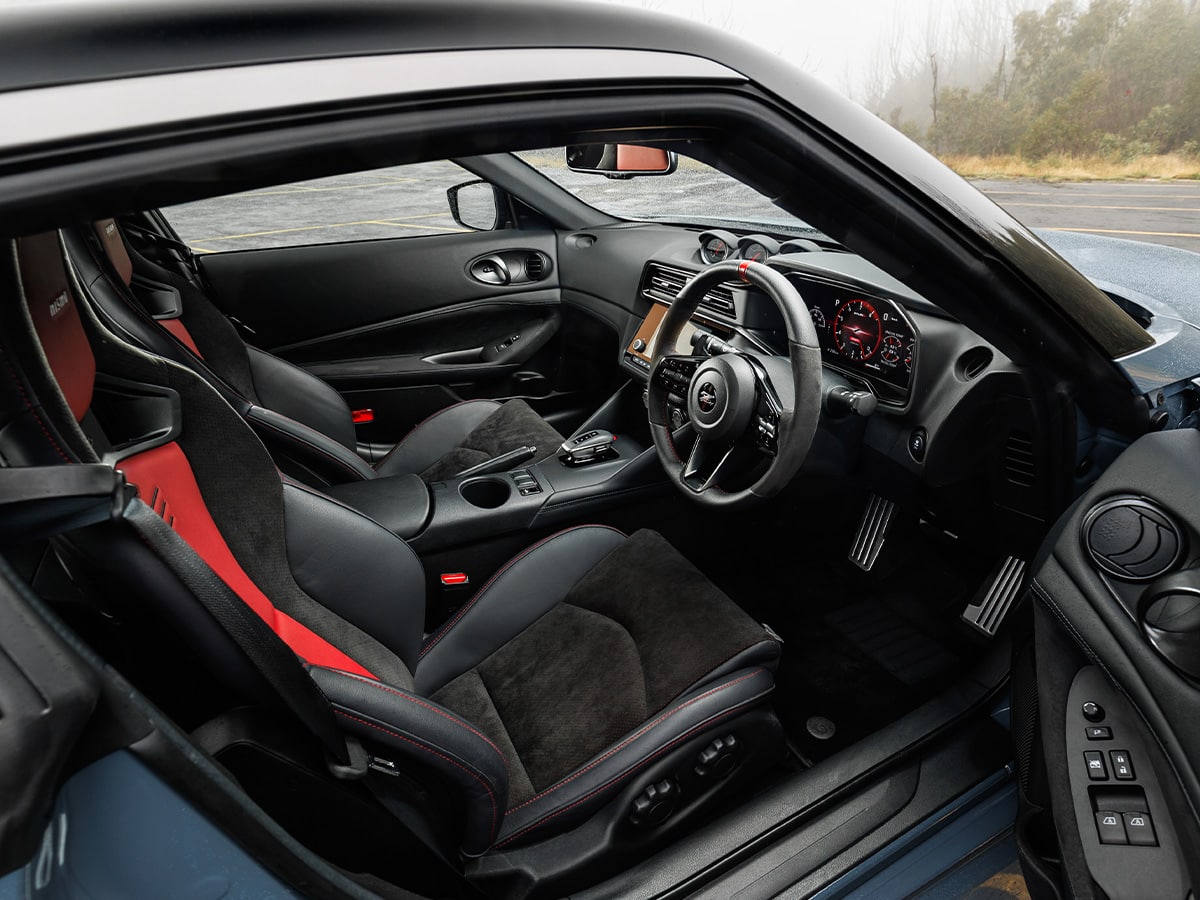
[325,669,509,769]
[505,668,765,814]
[417,524,626,660]
[0,349,70,462]
[334,709,499,845]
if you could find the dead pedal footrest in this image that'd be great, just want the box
[961,556,1027,637]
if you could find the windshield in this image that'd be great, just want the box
[516,148,820,236]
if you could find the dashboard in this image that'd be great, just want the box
[624,257,918,408]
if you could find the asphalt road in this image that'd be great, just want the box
[166,165,1200,257]
[974,179,1200,253]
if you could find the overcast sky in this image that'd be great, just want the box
[589,0,1046,99]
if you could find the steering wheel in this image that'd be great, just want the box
[648,261,822,507]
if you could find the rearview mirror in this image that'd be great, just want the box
[565,144,678,178]
[447,180,501,231]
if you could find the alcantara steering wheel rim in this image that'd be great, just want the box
[647,260,823,508]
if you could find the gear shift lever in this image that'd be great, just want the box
[559,430,618,467]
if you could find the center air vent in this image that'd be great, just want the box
[641,263,736,317]
[1083,497,1184,582]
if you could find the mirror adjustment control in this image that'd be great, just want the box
[1082,701,1105,722]
[1096,811,1128,844]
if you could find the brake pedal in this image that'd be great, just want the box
[849,494,894,571]
[961,556,1027,637]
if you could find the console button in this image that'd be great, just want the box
[1123,812,1157,846]
[1082,701,1105,722]
[1110,750,1135,780]
[1086,726,1113,740]
[1096,811,1128,844]
[1084,751,1108,780]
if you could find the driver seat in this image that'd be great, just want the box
[0,232,783,867]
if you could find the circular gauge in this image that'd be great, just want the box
[833,299,883,361]
[880,335,903,364]
[904,339,916,372]
[741,241,770,263]
[700,236,732,264]
[809,307,826,330]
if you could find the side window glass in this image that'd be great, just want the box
[165,161,479,253]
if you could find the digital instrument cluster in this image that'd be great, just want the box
[796,277,916,397]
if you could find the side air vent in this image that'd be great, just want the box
[641,263,737,317]
[956,346,993,381]
[524,253,547,281]
[1084,497,1183,581]
[1003,431,1037,487]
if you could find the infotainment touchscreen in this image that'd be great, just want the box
[624,303,705,371]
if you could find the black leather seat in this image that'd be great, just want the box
[63,219,564,487]
[0,232,783,864]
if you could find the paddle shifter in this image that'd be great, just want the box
[559,429,619,467]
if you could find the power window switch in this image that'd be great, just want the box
[1096,811,1128,844]
[1084,750,1108,780]
[1085,725,1112,740]
[1110,750,1135,780]
[1123,811,1157,846]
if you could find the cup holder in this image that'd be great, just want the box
[459,477,511,509]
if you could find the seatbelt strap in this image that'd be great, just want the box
[119,501,363,771]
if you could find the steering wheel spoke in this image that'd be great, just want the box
[682,436,739,493]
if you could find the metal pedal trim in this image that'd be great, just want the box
[962,556,1027,637]
[849,494,894,571]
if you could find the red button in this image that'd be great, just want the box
[351,409,374,424]
[440,573,469,586]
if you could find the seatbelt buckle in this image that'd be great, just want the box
[327,735,370,780]
[351,408,375,425]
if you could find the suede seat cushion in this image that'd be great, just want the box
[431,529,772,806]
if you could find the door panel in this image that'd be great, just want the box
[1026,427,1200,900]
[197,229,574,441]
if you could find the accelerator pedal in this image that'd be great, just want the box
[849,494,895,571]
[961,556,1027,637]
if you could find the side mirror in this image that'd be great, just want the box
[447,180,502,231]
[564,144,678,178]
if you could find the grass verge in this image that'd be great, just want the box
[942,153,1200,180]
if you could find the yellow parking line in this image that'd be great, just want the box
[1044,226,1200,239]
[236,178,420,198]
[367,220,472,233]
[189,217,469,243]
[189,246,218,253]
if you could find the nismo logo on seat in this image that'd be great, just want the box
[48,291,69,318]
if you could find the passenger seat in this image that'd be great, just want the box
[64,219,564,486]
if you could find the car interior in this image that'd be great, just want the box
[2,126,1188,899]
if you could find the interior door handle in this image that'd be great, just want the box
[469,255,510,285]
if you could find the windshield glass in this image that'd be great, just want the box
[516,148,820,236]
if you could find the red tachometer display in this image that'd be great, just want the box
[833,299,883,361]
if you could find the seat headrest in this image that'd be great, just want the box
[16,232,96,422]
[93,219,133,287]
